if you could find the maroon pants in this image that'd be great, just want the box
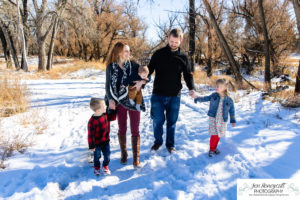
[117,104,140,137]
[210,135,220,151]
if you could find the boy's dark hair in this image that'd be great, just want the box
[90,98,105,112]
[169,28,183,40]
[138,65,149,75]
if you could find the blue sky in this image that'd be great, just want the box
[136,0,189,42]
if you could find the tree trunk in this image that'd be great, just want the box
[206,26,213,77]
[243,54,253,75]
[296,61,300,94]
[189,0,196,72]
[202,0,243,85]
[291,0,300,95]
[47,17,59,70]
[0,21,20,70]
[17,0,29,72]
[292,0,300,33]
[38,41,46,71]
[258,0,271,90]
[0,27,12,69]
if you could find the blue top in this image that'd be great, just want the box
[123,63,143,86]
[194,92,236,123]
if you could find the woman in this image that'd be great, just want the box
[105,42,146,168]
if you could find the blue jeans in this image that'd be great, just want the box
[150,94,181,148]
[94,143,110,168]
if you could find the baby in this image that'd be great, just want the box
[122,65,149,111]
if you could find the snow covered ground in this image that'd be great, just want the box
[0,69,300,200]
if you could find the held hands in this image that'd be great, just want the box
[189,90,195,98]
[109,99,116,110]
[189,90,200,103]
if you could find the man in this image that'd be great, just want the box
[147,28,195,153]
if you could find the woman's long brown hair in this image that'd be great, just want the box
[106,42,126,65]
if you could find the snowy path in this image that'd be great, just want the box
[0,71,300,200]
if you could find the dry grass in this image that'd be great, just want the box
[262,89,300,107]
[22,59,106,80]
[280,56,299,67]
[0,127,33,169]
[248,81,265,90]
[281,95,300,108]
[193,70,234,87]
[280,65,298,81]
[0,73,28,117]
[193,69,256,91]
[19,108,49,135]
[269,89,295,100]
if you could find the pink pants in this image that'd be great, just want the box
[117,104,140,137]
[210,135,220,151]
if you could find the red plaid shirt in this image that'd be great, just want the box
[88,113,116,149]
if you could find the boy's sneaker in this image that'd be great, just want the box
[94,167,101,175]
[129,99,135,105]
[136,104,141,112]
[103,166,111,175]
[214,149,220,155]
[208,151,214,158]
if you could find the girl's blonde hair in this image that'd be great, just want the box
[216,78,236,96]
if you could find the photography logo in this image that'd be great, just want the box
[237,179,300,200]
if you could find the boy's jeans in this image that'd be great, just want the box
[94,143,110,168]
[150,94,181,148]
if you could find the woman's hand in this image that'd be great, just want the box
[232,123,236,127]
[132,80,145,91]
[109,99,116,110]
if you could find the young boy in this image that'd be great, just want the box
[88,98,116,175]
[122,65,149,111]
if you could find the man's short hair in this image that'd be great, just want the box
[169,28,183,40]
[90,98,105,112]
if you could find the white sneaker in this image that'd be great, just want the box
[103,166,111,175]
[94,168,100,175]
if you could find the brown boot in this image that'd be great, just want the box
[118,134,128,164]
[131,136,141,168]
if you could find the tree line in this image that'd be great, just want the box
[0,0,299,94]
[0,0,149,71]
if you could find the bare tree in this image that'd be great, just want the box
[6,0,30,70]
[291,0,300,94]
[258,0,271,90]
[0,27,13,69]
[46,0,67,70]
[197,0,224,77]
[189,0,196,72]
[32,0,57,71]
[16,0,28,71]
[231,0,295,77]
[0,19,20,70]
[154,13,179,45]
[202,0,243,84]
